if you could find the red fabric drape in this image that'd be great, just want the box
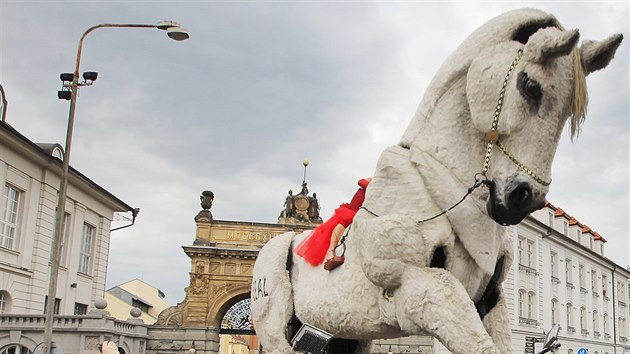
[294,178,370,266]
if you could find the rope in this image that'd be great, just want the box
[359,174,490,225]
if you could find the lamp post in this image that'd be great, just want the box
[43,21,189,354]
[0,83,7,122]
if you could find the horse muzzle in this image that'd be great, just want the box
[485,175,545,225]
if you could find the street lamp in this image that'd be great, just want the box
[0,83,7,122]
[43,21,188,354]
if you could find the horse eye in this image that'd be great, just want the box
[517,72,542,102]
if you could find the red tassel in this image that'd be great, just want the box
[295,206,357,266]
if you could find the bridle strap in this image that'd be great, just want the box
[481,49,551,187]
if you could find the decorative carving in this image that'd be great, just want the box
[84,336,100,350]
[209,262,220,273]
[153,341,183,350]
[189,273,209,295]
[241,263,252,275]
[278,182,323,225]
[225,263,236,275]
[156,305,183,326]
[196,263,205,274]
[195,190,214,222]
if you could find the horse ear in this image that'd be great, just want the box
[524,28,580,63]
[580,34,624,75]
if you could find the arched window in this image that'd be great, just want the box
[518,289,526,317]
[580,306,587,330]
[527,291,536,319]
[593,310,599,333]
[603,313,609,334]
[0,290,11,314]
[0,344,30,354]
[551,298,559,324]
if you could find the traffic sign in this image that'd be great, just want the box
[577,348,588,354]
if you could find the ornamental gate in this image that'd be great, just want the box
[154,188,320,354]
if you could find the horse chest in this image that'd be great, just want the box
[446,241,495,303]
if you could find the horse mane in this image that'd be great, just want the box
[570,47,588,140]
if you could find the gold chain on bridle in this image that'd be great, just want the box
[482,49,551,187]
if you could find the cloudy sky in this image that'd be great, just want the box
[1,1,627,305]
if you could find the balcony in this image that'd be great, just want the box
[581,329,589,335]
[620,336,628,343]
[566,282,575,289]
[593,291,600,298]
[551,276,561,285]
[580,287,588,294]
[519,317,539,326]
[618,301,628,308]
[594,331,600,338]
[519,264,538,276]
[605,333,611,339]
[567,326,576,333]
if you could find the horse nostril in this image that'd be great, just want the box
[508,183,532,210]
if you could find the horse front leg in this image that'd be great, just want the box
[391,268,498,354]
[482,292,511,353]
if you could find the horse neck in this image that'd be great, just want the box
[404,77,509,276]
[408,76,485,203]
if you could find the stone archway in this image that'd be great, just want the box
[152,190,319,354]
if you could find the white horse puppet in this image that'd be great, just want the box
[251,8,623,354]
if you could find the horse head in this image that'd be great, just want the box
[466,24,622,225]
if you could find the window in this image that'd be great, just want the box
[43,297,61,315]
[593,310,599,333]
[518,237,526,265]
[580,306,587,330]
[548,212,554,227]
[567,303,574,328]
[602,275,608,297]
[0,184,21,250]
[79,223,95,274]
[518,289,526,317]
[603,313,609,334]
[74,302,88,315]
[577,229,582,244]
[527,292,536,319]
[592,270,598,293]
[563,221,569,236]
[518,237,535,268]
[589,236,593,250]
[131,298,150,313]
[566,258,573,284]
[0,344,30,354]
[579,264,585,288]
[50,213,71,265]
[550,251,558,278]
[526,240,535,267]
[0,290,11,314]
[551,298,559,324]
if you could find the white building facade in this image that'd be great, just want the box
[0,120,136,352]
[506,203,630,354]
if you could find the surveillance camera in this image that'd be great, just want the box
[60,73,74,82]
[58,90,71,100]
[82,72,98,81]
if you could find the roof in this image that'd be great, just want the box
[544,201,606,242]
[1,120,134,213]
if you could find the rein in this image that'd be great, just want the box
[360,49,550,225]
